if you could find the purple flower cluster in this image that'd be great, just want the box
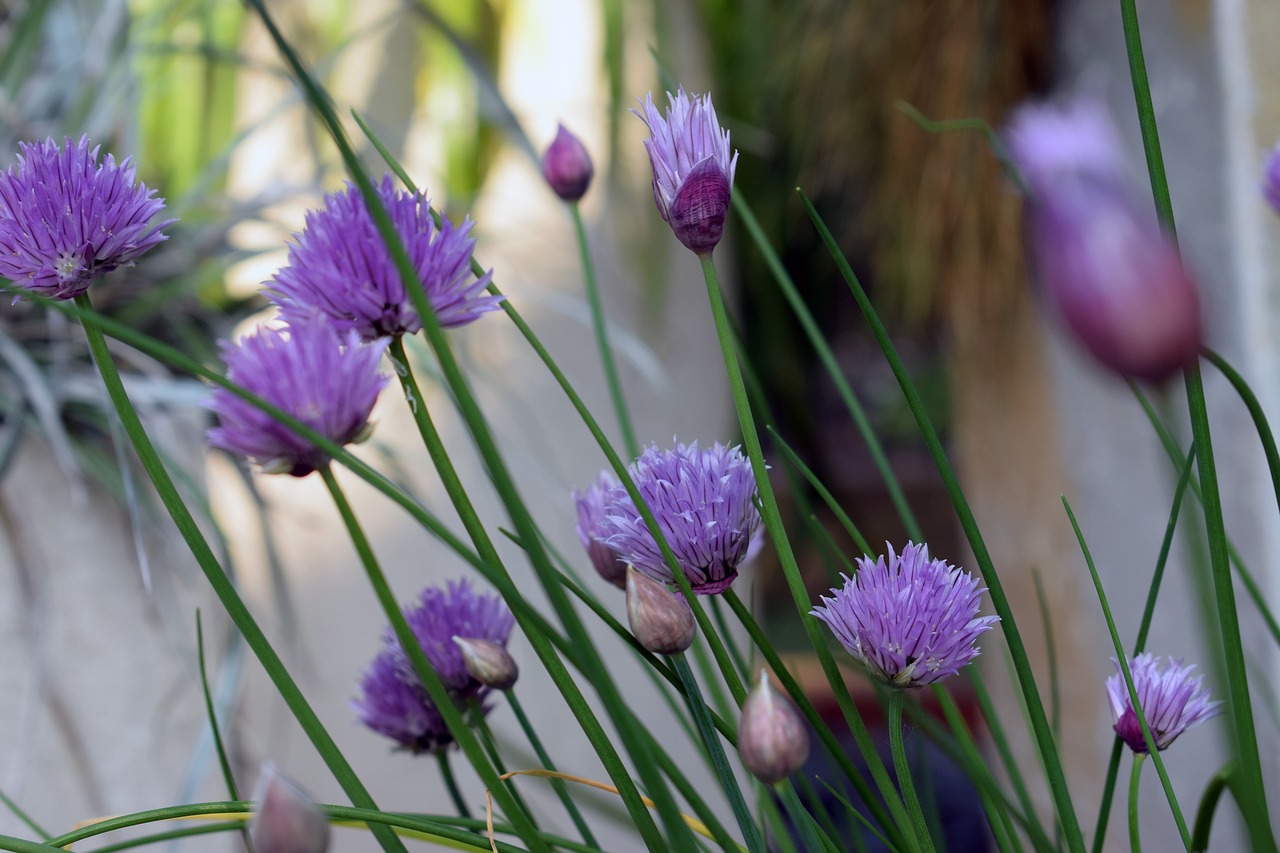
[812,542,998,688]
[1005,98,1202,382]
[1106,653,1221,754]
[270,176,503,340]
[0,136,172,299]
[206,315,388,477]
[634,88,737,255]
[354,579,515,753]
[575,441,761,595]
[205,173,507,475]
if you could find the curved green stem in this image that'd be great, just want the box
[1190,764,1233,853]
[572,202,638,458]
[1128,756,1145,853]
[888,690,936,852]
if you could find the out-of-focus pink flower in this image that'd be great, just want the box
[1006,99,1202,382]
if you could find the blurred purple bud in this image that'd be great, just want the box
[542,124,594,202]
[626,567,696,655]
[1007,99,1203,382]
[453,636,519,691]
[738,670,809,785]
[1262,142,1280,215]
[250,763,331,853]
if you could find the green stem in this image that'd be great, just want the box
[1118,2,1274,847]
[698,254,918,851]
[438,750,472,819]
[572,202,638,458]
[1128,756,1145,853]
[317,464,542,848]
[672,654,764,853]
[507,691,599,848]
[1190,764,1233,853]
[71,292,407,853]
[888,691,936,852]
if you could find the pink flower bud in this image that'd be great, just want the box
[738,670,809,785]
[453,636,519,690]
[1007,99,1202,382]
[250,763,331,853]
[626,566,696,655]
[541,124,594,202]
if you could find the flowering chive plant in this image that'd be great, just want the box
[0,136,171,299]
[633,88,738,255]
[811,542,999,688]
[269,175,503,340]
[1106,653,1221,754]
[10,6,1277,851]
[206,314,388,477]
[598,440,761,595]
[354,579,515,753]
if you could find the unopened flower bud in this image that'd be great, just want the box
[250,763,331,853]
[1006,99,1202,383]
[453,636,519,691]
[738,671,809,785]
[633,88,738,256]
[541,124,594,202]
[626,566,695,655]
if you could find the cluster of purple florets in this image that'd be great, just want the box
[353,579,515,753]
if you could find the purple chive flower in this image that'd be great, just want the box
[633,88,738,255]
[1106,653,1221,754]
[206,314,389,478]
[0,136,172,299]
[269,175,503,341]
[542,124,594,202]
[1262,143,1280,215]
[354,579,515,753]
[811,542,999,688]
[1006,99,1202,382]
[601,440,760,595]
[573,470,627,588]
